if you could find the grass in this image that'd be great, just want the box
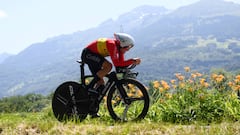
[0,109,240,135]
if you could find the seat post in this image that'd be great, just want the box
[77,60,85,86]
[80,62,85,86]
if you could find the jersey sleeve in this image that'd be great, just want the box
[107,40,134,67]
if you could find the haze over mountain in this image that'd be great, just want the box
[0,53,13,64]
[1,0,240,98]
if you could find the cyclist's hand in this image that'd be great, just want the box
[133,58,141,65]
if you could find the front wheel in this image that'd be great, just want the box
[107,79,149,121]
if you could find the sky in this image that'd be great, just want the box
[0,0,240,54]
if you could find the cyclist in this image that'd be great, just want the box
[81,33,141,117]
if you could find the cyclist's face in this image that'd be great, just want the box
[120,45,133,53]
[120,47,130,53]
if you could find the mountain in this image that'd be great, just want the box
[1,0,240,98]
[170,0,240,17]
[0,53,13,64]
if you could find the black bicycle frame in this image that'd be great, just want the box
[78,60,129,104]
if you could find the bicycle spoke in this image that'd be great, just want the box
[122,104,130,122]
[126,97,145,102]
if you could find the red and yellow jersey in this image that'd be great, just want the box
[86,38,134,67]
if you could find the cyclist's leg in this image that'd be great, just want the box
[96,60,112,85]
[81,49,107,117]
[81,49,104,89]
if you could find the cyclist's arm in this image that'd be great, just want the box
[107,42,134,67]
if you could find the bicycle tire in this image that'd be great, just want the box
[52,81,90,122]
[107,78,149,121]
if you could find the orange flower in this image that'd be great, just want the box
[184,67,191,72]
[175,73,185,81]
[161,80,170,90]
[191,73,197,79]
[216,74,225,83]
[200,78,206,85]
[235,75,240,83]
[233,85,240,91]
[195,72,202,77]
[159,87,164,93]
[203,82,209,88]
[228,82,234,87]
[179,82,185,88]
[165,93,172,99]
[137,90,143,97]
[127,92,134,97]
[170,79,176,84]
[211,73,218,80]
[153,81,160,89]
[128,84,135,89]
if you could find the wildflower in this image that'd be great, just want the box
[211,73,218,80]
[165,93,172,99]
[137,90,143,97]
[172,85,177,89]
[195,72,203,77]
[184,67,191,72]
[191,73,197,79]
[216,74,225,83]
[111,100,116,104]
[203,82,209,88]
[159,87,164,93]
[200,78,206,85]
[128,84,135,89]
[170,79,176,84]
[228,82,234,87]
[130,88,136,93]
[85,79,90,85]
[161,80,170,90]
[179,82,185,88]
[188,87,193,92]
[175,73,185,81]
[187,79,194,84]
[236,75,240,81]
[233,85,240,91]
[127,92,134,97]
[153,81,160,89]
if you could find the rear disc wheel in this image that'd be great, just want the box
[52,81,90,122]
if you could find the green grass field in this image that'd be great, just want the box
[0,110,239,135]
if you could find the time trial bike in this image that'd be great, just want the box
[52,60,149,122]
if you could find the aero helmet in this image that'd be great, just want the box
[114,33,135,48]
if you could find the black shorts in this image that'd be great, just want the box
[81,48,105,75]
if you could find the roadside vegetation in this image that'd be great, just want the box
[0,67,239,134]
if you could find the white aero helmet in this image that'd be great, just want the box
[114,33,135,48]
